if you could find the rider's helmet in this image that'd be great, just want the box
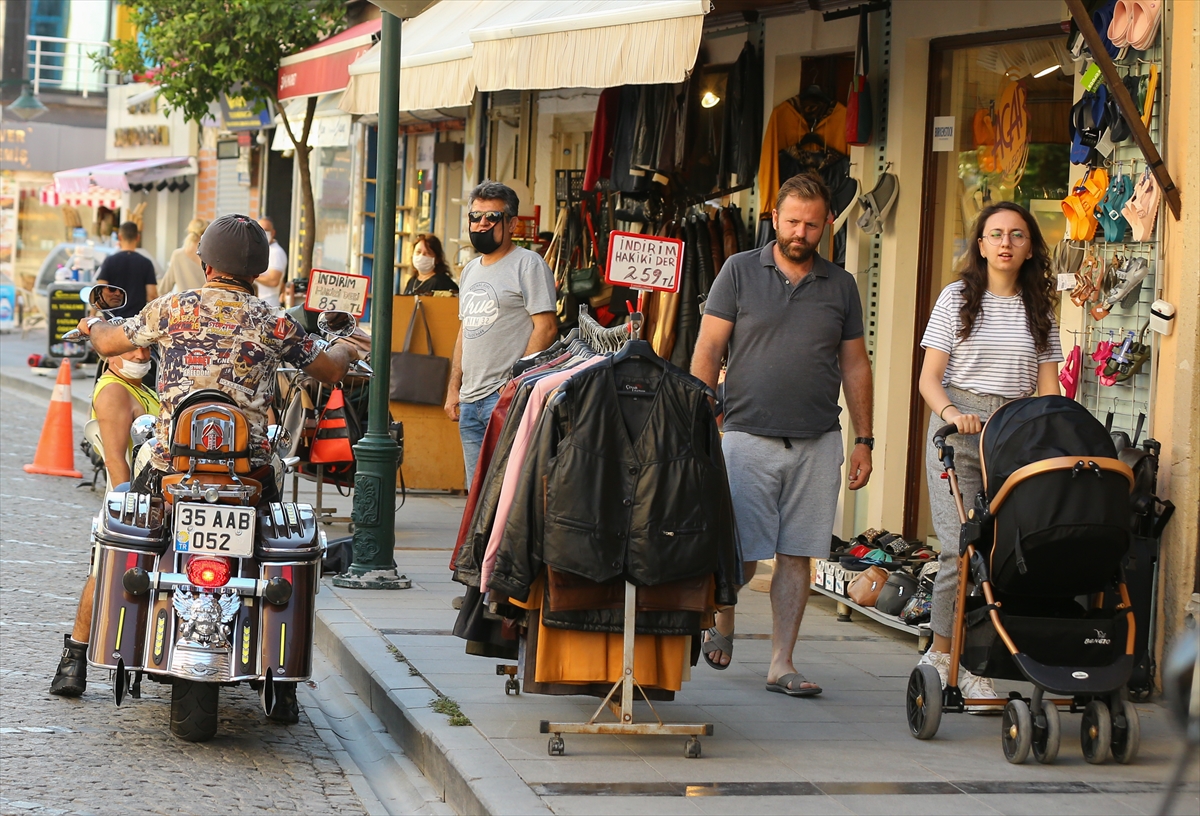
[197,214,270,279]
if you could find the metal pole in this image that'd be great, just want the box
[335,10,409,590]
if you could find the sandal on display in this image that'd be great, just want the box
[1060,344,1082,400]
[1093,341,1119,386]
[1115,323,1152,382]
[1110,256,1151,307]
[1061,168,1108,241]
[1108,0,1135,48]
[1099,174,1133,242]
[1054,239,1086,279]
[1141,64,1158,127]
[1069,86,1109,165]
[702,627,734,670]
[855,171,899,235]
[1129,0,1162,51]
[766,672,823,698]
[1091,0,1122,58]
[1123,170,1160,241]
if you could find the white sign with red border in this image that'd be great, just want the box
[604,231,684,294]
[304,268,369,317]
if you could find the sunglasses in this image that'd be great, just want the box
[468,210,507,225]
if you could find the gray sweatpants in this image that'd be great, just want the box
[927,387,1007,639]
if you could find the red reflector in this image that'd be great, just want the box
[940,473,949,480]
[186,556,232,588]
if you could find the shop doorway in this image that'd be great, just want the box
[903,26,1071,544]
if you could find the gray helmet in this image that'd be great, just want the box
[197,213,269,278]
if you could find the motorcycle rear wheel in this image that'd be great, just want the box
[170,679,220,742]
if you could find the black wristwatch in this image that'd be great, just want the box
[854,437,875,450]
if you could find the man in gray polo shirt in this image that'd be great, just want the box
[692,173,875,697]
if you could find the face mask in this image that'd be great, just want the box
[413,253,436,273]
[469,223,503,255]
[119,359,152,379]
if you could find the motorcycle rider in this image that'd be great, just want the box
[68,214,363,721]
[50,347,161,697]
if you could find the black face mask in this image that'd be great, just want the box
[469,222,503,255]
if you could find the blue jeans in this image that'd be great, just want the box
[459,390,501,487]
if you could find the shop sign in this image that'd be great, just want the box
[219,92,273,132]
[114,126,170,148]
[47,284,89,359]
[604,232,685,294]
[932,116,956,152]
[992,81,1030,183]
[304,267,369,317]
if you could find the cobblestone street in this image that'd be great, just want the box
[0,385,367,816]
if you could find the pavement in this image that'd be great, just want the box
[3,328,1198,816]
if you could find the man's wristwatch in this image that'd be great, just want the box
[83,317,103,334]
[854,437,875,450]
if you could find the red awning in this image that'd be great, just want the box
[277,18,381,101]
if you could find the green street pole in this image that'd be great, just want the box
[335,10,409,590]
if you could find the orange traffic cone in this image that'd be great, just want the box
[24,359,83,478]
[309,388,354,464]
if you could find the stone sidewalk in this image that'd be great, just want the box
[309,490,1198,816]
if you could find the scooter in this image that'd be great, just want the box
[69,296,359,741]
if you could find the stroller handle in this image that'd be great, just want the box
[932,423,959,451]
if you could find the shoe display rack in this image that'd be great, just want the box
[810,560,932,651]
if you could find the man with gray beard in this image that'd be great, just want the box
[445,181,557,485]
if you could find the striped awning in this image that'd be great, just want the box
[39,185,124,210]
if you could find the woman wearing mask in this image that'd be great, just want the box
[916,201,1063,706]
[403,234,459,295]
[160,218,208,294]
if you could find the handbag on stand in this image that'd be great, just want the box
[389,298,451,405]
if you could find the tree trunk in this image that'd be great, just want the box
[276,95,320,281]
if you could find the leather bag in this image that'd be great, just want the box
[874,570,919,616]
[848,565,890,607]
[389,299,450,405]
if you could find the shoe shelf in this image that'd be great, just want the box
[809,580,932,651]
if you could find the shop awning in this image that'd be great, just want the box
[52,157,197,194]
[470,0,708,91]
[39,185,124,210]
[278,18,381,101]
[343,0,708,115]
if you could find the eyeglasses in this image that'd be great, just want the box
[984,229,1029,247]
[468,210,507,225]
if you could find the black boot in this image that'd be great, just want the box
[50,635,87,697]
[268,681,299,724]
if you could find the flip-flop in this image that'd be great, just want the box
[1141,64,1158,127]
[766,672,822,697]
[702,626,734,670]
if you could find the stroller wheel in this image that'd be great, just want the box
[1032,700,1061,764]
[1080,700,1112,764]
[1001,699,1033,764]
[906,665,943,739]
[1110,699,1140,764]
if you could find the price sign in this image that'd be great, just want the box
[604,231,684,294]
[304,268,369,317]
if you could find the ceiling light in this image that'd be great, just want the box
[700,91,721,109]
[1033,64,1060,78]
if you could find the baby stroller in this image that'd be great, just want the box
[906,395,1140,765]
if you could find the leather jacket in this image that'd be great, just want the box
[488,357,741,606]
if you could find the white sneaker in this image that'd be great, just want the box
[916,651,1000,713]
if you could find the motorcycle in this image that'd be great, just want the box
[67,294,359,741]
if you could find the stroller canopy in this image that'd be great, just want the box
[981,396,1117,499]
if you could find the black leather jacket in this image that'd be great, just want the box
[488,357,741,606]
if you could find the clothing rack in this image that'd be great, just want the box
[539,306,712,759]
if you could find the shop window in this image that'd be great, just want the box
[906,33,1074,544]
[312,145,351,272]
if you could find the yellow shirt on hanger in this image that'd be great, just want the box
[757,99,849,215]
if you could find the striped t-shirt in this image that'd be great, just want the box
[921,281,1063,399]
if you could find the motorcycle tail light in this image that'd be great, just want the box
[187,556,231,588]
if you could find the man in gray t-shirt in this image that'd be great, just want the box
[445,181,557,485]
[691,173,875,699]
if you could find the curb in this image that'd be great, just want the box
[314,589,552,816]
[0,370,92,414]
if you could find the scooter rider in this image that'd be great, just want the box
[50,347,161,698]
[71,213,363,721]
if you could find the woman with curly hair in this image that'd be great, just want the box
[915,201,1063,705]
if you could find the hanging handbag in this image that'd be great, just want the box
[568,203,601,299]
[847,565,890,607]
[389,298,451,405]
[845,7,873,147]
